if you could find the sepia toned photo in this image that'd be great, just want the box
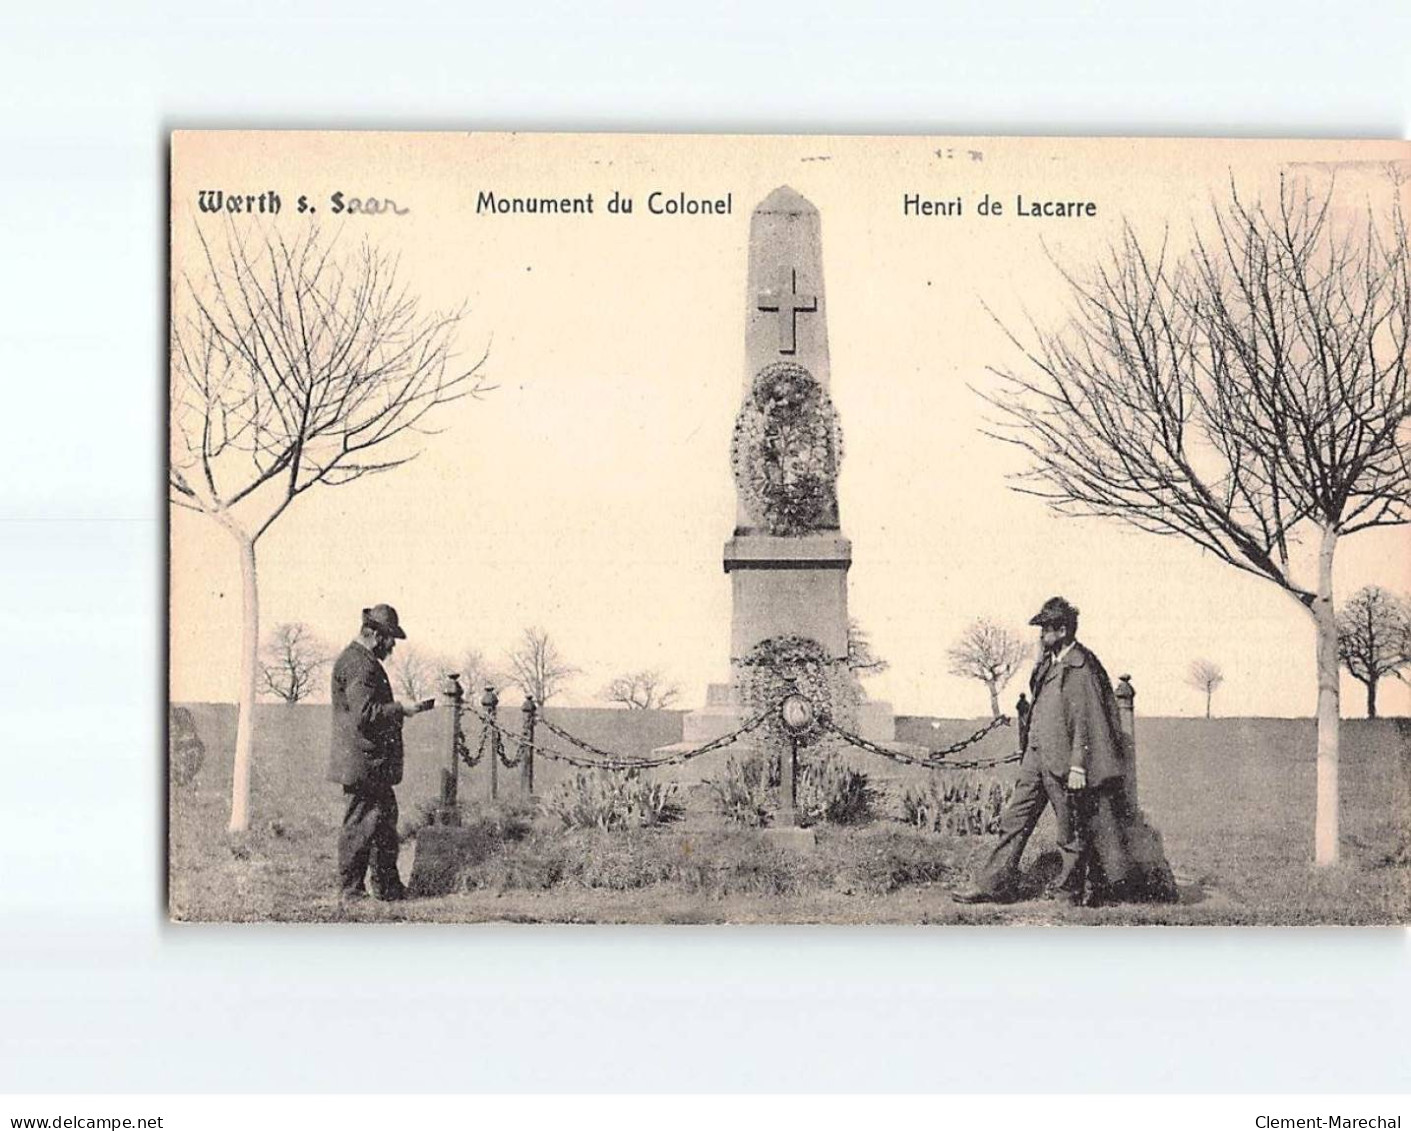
[168,132,1411,924]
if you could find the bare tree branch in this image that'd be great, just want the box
[1185,658,1226,718]
[257,622,330,704]
[977,176,1411,608]
[1337,585,1411,717]
[947,618,1030,718]
[505,627,579,705]
[170,221,494,542]
[601,669,682,710]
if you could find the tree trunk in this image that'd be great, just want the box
[229,531,260,834]
[1312,524,1341,867]
[1366,679,1378,720]
[1205,689,1212,719]
[985,680,1000,719]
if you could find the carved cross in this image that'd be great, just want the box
[756,266,817,355]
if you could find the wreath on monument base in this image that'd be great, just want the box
[732,634,860,753]
[730,362,843,536]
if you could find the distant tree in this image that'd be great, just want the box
[257,621,329,704]
[947,619,1030,718]
[505,627,579,705]
[847,619,889,679]
[1337,586,1411,718]
[601,669,681,710]
[455,647,503,700]
[389,644,452,701]
[1185,659,1225,718]
[979,177,1411,865]
[170,223,491,831]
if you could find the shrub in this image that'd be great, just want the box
[543,769,683,831]
[707,754,779,827]
[797,753,877,827]
[400,794,538,844]
[709,751,876,827]
[900,773,1014,836]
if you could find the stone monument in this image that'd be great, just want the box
[657,186,902,771]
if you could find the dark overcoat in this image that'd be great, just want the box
[1023,641,1126,788]
[327,641,405,788]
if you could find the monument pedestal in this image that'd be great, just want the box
[724,532,851,660]
[760,826,818,851]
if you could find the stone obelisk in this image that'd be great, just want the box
[723,186,851,661]
[666,185,901,760]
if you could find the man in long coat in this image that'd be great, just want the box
[327,603,433,901]
[954,596,1142,905]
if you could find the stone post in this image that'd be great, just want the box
[439,674,464,826]
[779,733,799,828]
[520,695,537,796]
[1115,674,1137,806]
[481,685,500,802]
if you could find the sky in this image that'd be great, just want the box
[168,133,1411,717]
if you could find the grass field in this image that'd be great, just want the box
[168,704,1410,925]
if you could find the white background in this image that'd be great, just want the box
[2,0,1409,1094]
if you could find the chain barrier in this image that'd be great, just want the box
[820,713,1022,771]
[496,725,522,770]
[456,697,1014,775]
[455,725,485,771]
[457,701,773,772]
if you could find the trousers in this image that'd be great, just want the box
[337,783,403,897]
[973,767,1089,896]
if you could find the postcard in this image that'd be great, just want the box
[169,132,1410,923]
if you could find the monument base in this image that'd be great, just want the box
[760,826,817,851]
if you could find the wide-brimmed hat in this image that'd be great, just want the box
[1028,596,1079,627]
[361,604,407,639]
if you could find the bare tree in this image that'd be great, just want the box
[505,627,579,705]
[947,618,1030,718]
[389,644,453,702]
[601,669,682,710]
[455,647,503,701]
[1186,659,1226,719]
[169,223,491,831]
[1337,585,1411,718]
[257,622,329,704]
[847,618,890,679]
[980,176,1411,864]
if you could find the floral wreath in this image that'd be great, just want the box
[730,362,843,536]
[733,634,859,752]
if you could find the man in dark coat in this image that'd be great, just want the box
[954,597,1135,905]
[328,603,434,902]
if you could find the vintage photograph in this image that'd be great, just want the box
[168,132,1411,924]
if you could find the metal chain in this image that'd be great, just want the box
[820,715,1021,771]
[458,701,773,771]
[455,725,485,770]
[454,700,1012,775]
[496,727,522,770]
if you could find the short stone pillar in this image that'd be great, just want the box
[438,673,464,826]
[777,692,814,830]
[779,736,798,828]
[1115,674,1138,805]
[519,695,537,796]
[763,693,818,850]
[481,685,500,802]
